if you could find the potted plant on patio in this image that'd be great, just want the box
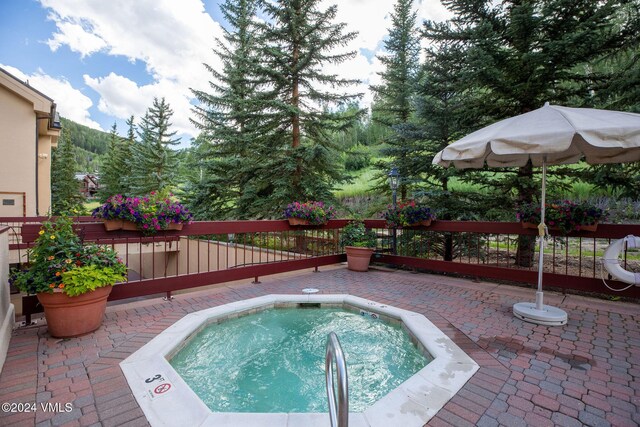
[339,220,377,271]
[516,200,606,234]
[383,200,435,228]
[10,216,127,338]
[283,201,336,226]
[92,192,192,234]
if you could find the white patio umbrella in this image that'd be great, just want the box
[433,103,640,326]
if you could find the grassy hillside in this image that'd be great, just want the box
[60,117,109,172]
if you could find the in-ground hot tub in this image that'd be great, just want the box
[120,295,479,427]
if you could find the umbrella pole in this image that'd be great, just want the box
[513,156,567,326]
[536,160,547,310]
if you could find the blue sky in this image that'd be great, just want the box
[0,0,449,146]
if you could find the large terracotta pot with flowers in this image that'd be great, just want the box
[36,286,113,338]
[10,217,128,338]
[339,221,377,272]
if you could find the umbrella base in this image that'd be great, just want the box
[513,302,567,326]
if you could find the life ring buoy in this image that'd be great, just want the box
[603,235,640,285]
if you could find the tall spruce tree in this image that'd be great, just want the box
[130,98,180,195]
[424,0,640,265]
[99,123,132,200]
[51,129,83,215]
[187,0,264,219]
[249,0,361,218]
[412,41,475,193]
[370,0,421,199]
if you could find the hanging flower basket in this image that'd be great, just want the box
[516,200,605,234]
[383,200,435,228]
[288,217,312,226]
[520,221,599,232]
[406,219,432,228]
[102,219,123,231]
[122,220,138,231]
[93,193,192,234]
[283,201,335,226]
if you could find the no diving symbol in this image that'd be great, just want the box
[154,383,171,395]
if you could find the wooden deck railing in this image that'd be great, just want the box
[4,218,639,323]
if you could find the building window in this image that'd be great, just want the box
[2,199,15,206]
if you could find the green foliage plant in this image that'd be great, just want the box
[9,216,127,296]
[339,220,377,248]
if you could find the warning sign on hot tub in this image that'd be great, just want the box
[144,373,174,399]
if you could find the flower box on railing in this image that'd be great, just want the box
[92,193,192,234]
[383,200,435,228]
[283,201,336,226]
[516,200,605,234]
[521,221,599,232]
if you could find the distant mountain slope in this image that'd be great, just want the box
[60,117,110,172]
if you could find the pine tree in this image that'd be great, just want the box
[423,0,640,265]
[51,129,83,215]
[414,41,479,193]
[187,0,265,219]
[130,98,180,195]
[99,123,128,200]
[370,0,421,199]
[247,0,361,217]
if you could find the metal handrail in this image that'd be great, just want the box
[325,332,348,427]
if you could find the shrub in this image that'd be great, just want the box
[339,220,377,248]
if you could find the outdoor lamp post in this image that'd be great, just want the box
[388,167,400,254]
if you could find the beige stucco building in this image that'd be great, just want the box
[0,67,61,217]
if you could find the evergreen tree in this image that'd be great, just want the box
[423,0,640,265]
[99,121,134,200]
[51,129,83,215]
[190,0,362,219]
[130,98,180,195]
[187,0,264,219]
[414,41,480,193]
[370,0,421,199]
[248,0,361,217]
[371,0,420,127]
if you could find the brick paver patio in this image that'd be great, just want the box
[1,265,638,427]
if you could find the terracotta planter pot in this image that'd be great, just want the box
[37,286,112,338]
[167,222,183,231]
[102,219,123,231]
[407,219,432,228]
[345,246,374,272]
[122,220,138,231]
[288,218,311,226]
[521,221,538,230]
[579,222,598,232]
[521,221,598,233]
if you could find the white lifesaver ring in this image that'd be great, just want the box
[603,235,640,285]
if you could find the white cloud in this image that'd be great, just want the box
[416,0,452,23]
[40,0,225,138]
[84,73,196,137]
[36,0,452,138]
[1,63,102,130]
